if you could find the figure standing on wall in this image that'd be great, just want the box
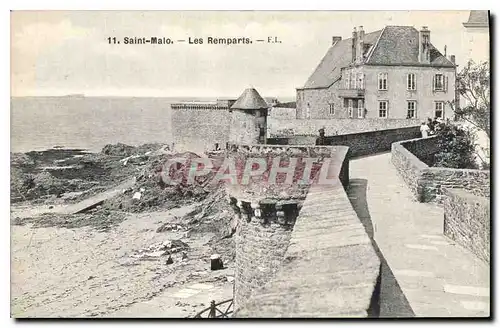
[316,128,326,145]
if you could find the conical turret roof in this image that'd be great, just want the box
[230,88,269,110]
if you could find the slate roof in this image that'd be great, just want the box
[231,88,269,110]
[303,30,382,89]
[463,10,489,28]
[366,26,454,67]
[302,25,455,89]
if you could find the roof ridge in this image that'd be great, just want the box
[365,26,387,64]
[302,39,345,88]
[343,28,383,42]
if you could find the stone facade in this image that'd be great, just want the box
[391,137,490,203]
[297,25,457,129]
[443,188,490,263]
[362,65,456,120]
[296,85,342,119]
[298,65,456,120]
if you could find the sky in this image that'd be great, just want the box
[11,10,485,98]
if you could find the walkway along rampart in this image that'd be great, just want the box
[391,136,490,264]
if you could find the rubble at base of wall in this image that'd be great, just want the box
[443,188,490,264]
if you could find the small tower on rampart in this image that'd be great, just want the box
[229,88,269,145]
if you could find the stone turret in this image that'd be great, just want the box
[229,88,269,145]
[224,145,324,311]
[228,183,303,312]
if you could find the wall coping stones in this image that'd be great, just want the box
[443,188,490,204]
[235,181,381,318]
[391,137,490,203]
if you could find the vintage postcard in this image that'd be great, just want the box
[10,10,491,318]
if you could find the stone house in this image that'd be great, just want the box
[296,25,457,121]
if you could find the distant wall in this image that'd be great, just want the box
[443,189,490,263]
[268,126,421,158]
[392,137,490,203]
[171,105,421,152]
[268,118,420,137]
[324,126,420,158]
[171,106,230,153]
[269,107,297,119]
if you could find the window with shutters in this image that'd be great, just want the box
[407,101,416,118]
[378,101,388,118]
[357,100,364,118]
[434,73,444,91]
[348,99,354,118]
[345,72,351,89]
[407,73,416,90]
[350,73,356,89]
[378,73,388,90]
[435,101,444,118]
[329,103,335,115]
[357,73,365,89]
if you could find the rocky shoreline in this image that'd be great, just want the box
[10,143,236,318]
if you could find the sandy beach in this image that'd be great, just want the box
[10,143,235,318]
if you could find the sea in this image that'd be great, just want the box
[10,96,215,153]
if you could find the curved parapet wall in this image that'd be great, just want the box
[392,137,490,203]
[231,145,381,318]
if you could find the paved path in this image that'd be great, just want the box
[348,153,490,317]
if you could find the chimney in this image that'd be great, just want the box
[450,55,456,65]
[419,26,431,63]
[332,36,342,46]
[358,26,365,63]
[352,27,357,63]
[444,45,447,57]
